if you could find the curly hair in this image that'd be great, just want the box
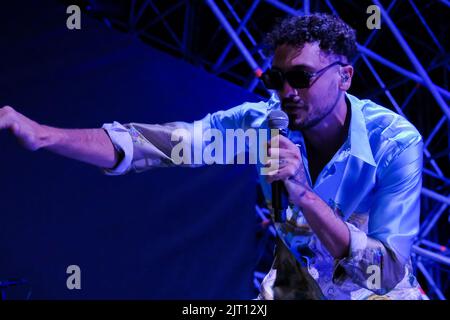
[264,13,357,62]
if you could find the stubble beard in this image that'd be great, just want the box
[287,90,342,131]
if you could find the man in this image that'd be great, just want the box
[0,13,426,299]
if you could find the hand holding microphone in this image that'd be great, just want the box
[266,110,310,222]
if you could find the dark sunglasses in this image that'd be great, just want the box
[261,61,348,90]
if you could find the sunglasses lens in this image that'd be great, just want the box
[261,69,311,90]
[261,70,284,90]
[286,70,309,89]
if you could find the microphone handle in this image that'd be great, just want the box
[271,128,289,223]
[272,181,289,223]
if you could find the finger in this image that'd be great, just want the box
[266,150,302,178]
[270,135,300,154]
[268,136,282,151]
[265,167,293,183]
[0,114,12,130]
[265,168,279,183]
[263,158,280,168]
[278,136,300,153]
[268,147,279,159]
[266,140,281,157]
[277,147,299,159]
[0,106,15,130]
[263,157,294,170]
[11,122,20,135]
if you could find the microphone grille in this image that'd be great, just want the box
[268,110,289,130]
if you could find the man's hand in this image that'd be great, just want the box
[265,135,311,206]
[0,105,118,168]
[265,134,350,259]
[0,106,48,151]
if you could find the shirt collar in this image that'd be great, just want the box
[268,92,376,167]
[346,93,376,167]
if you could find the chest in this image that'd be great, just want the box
[307,152,332,186]
[257,144,377,220]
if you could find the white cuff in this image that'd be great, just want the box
[102,121,134,175]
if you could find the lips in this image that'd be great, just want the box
[283,104,307,111]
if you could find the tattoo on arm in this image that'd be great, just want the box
[288,163,309,187]
[287,163,311,199]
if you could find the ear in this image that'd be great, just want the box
[339,65,354,90]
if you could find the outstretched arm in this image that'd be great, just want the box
[2,99,268,174]
[0,106,118,169]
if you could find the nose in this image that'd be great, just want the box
[278,81,298,99]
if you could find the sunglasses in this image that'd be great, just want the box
[261,61,348,90]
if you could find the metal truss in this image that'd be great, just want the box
[76,0,450,299]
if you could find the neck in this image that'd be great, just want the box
[303,95,350,156]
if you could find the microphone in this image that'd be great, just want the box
[267,110,289,223]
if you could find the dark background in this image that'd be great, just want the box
[0,1,261,299]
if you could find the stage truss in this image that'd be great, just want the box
[73,0,450,299]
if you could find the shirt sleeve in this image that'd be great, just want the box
[102,121,134,175]
[332,138,423,295]
[101,102,266,175]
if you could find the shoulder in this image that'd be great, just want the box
[348,94,422,168]
[210,94,276,130]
